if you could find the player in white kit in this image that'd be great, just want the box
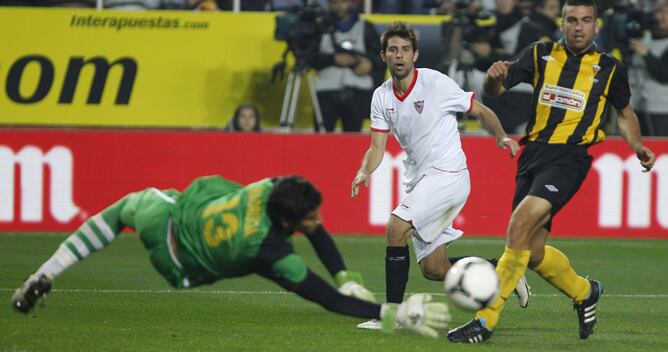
[351,22,528,329]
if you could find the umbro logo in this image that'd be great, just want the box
[542,55,556,62]
[545,184,559,192]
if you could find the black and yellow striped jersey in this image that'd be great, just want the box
[503,40,630,145]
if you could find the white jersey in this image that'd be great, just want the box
[370,68,474,188]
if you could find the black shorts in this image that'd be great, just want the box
[512,142,592,230]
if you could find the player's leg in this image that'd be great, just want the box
[11,190,145,313]
[407,171,469,282]
[528,228,601,339]
[477,196,550,326]
[385,215,415,303]
[447,195,550,343]
[356,215,412,330]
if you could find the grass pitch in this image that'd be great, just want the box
[1,233,667,352]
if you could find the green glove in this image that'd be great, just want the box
[334,270,364,286]
[335,271,376,303]
[380,294,451,338]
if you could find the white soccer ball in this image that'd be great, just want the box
[444,257,500,311]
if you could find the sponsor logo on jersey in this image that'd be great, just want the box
[414,100,424,114]
[538,84,586,112]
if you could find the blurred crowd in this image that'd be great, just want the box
[2,0,667,135]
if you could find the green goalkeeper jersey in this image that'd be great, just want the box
[172,176,282,284]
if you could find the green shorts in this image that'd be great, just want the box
[125,187,190,288]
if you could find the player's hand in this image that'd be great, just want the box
[487,61,510,81]
[496,136,520,158]
[336,270,375,302]
[381,294,451,338]
[635,145,656,172]
[335,270,364,286]
[351,171,370,198]
[338,281,376,303]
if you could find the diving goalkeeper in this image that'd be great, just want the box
[11,175,450,338]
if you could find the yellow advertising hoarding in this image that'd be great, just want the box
[0,7,289,128]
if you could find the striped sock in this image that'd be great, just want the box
[36,211,123,279]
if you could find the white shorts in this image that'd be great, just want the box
[392,169,470,262]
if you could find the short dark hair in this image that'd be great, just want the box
[267,176,322,226]
[381,21,419,52]
[562,0,598,18]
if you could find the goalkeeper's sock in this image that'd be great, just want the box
[532,245,590,303]
[36,197,129,279]
[476,247,530,330]
[386,246,410,303]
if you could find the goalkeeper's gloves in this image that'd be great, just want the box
[335,271,376,303]
[380,294,451,338]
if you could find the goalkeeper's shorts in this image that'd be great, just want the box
[129,188,191,288]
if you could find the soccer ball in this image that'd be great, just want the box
[444,257,500,311]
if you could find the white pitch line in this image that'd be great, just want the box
[1,288,667,298]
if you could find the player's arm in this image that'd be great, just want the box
[351,131,388,197]
[304,225,375,302]
[266,269,450,338]
[469,100,520,157]
[483,60,510,98]
[252,231,450,337]
[615,104,656,172]
[484,42,538,98]
[303,225,345,277]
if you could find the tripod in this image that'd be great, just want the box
[278,65,325,132]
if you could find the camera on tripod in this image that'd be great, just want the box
[271,0,331,131]
[607,0,648,46]
[274,0,332,72]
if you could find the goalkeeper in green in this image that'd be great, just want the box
[11,175,450,337]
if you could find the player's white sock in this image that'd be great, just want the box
[36,214,119,279]
[36,245,79,278]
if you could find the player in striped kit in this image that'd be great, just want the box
[352,21,527,329]
[12,175,450,338]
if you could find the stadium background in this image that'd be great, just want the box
[1,6,668,352]
[1,7,666,238]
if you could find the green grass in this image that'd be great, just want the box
[1,233,667,352]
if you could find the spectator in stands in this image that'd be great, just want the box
[227,102,262,132]
[529,0,561,41]
[628,0,668,136]
[374,0,429,14]
[473,0,540,134]
[216,0,267,10]
[308,0,384,132]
